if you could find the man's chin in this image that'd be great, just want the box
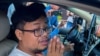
[39,46,48,51]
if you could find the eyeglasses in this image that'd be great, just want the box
[18,26,52,37]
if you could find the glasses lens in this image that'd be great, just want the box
[34,27,52,37]
[46,27,52,33]
[34,29,42,37]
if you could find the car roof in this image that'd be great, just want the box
[0,0,100,25]
[0,0,100,15]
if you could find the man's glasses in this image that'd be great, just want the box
[18,26,52,37]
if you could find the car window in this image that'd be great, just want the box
[0,1,100,56]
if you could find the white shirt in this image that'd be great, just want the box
[9,45,31,56]
[67,16,74,23]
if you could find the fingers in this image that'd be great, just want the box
[52,36,56,52]
[55,37,64,56]
[67,43,74,51]
[56,38,61,53]
[96,25,100,37]
[48,36,65,54]
[96,25,100,33]
[60,44,64,55]
[65,42,74,51]
[48,36,57,53]
[48,39,52,53]
[70,43,74,51]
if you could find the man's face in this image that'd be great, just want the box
[18,16,49,51]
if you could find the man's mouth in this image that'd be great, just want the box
[40,39,48,46]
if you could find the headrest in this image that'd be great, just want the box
[0,11,10,41]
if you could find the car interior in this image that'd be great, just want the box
[0,0,100,56]
[0,10,17,56]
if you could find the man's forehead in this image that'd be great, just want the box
[32,19,47,25]
[33,21,47,25]
[25,16,47,26]
[24,19,47,28]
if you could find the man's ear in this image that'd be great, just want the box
[15,29,23,40]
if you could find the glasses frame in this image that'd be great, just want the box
[18,26,52,37]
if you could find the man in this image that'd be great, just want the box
[45,4,58,28]
[9,3,64,56]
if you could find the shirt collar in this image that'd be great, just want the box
[10,45,31,56]
[15,48,31,56]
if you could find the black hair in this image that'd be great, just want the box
[11,3,46,29]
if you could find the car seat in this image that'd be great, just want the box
[0,10,17,56]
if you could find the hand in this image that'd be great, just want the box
[64,42,74,52]
[58,20,67,28]
[96,25,100,37]
[47,36,64,56]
